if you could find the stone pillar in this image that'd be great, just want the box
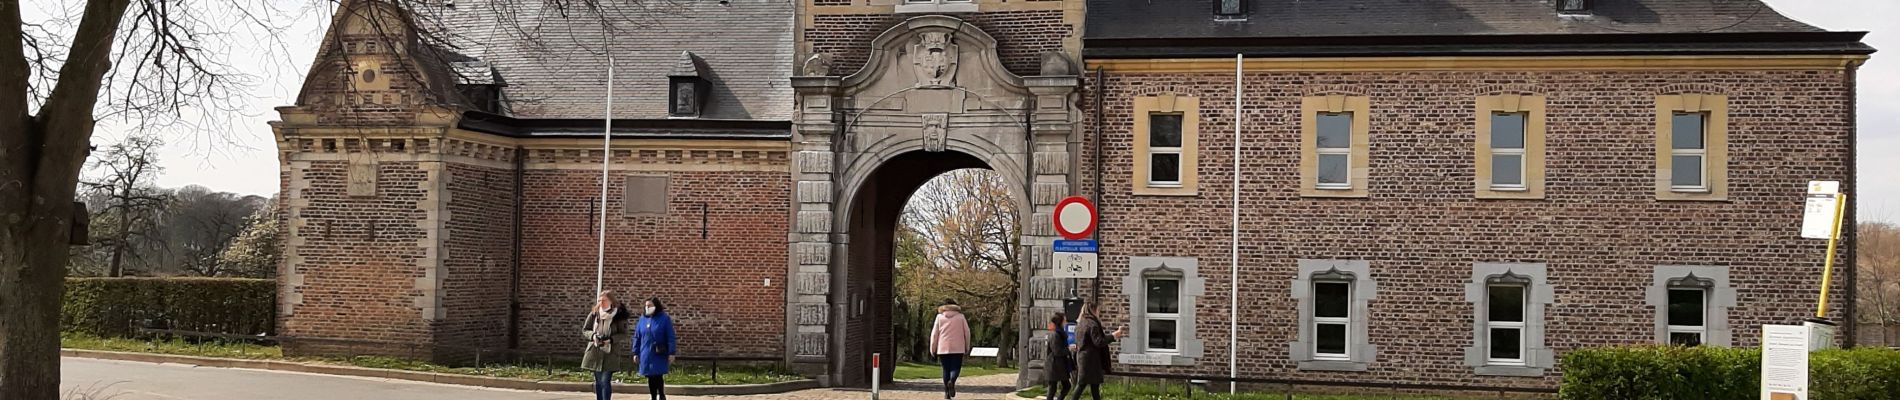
[787,76,843,380]
[1017,75,1080,387]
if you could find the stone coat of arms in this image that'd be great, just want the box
[911,32,958,86]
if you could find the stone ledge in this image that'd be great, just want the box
[61,349,820,395]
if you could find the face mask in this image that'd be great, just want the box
[644,306,656,316]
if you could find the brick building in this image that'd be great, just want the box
[274,0,1871,391]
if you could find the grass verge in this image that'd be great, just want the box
[892,360,1018,380]
[1014,380,1505,400]
[60,332,802,385]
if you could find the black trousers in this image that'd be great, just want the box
[1069,382,1100,400]
[646,374,666,400]
[1047,377,1073,400]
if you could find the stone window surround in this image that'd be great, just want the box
[1647,265,1736,346]
[1131,94,1201,196]
[1299,95,1371,198]
[1654,94,1729,201]
[1474,95,1548,199]
[1119,256,1205,366]
[894,0,977,13]
[1463,263,1554,377]
[1289,259,1377,371]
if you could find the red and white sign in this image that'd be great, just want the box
[1053,196,1097,240]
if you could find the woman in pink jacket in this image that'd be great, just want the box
[927,299,972,400]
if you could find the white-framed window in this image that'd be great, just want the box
[1312,279,1352,360]
[1647,266,1733,347]
[1143,276,1181,353]
[1669,112,1708,191]
[1466,263,1550,376]
[1148,113,1184,187]
[1489,112,1528,191]
[1315,112,1353,189]
[1666,286,1708,346]
[1485,283,1527,365]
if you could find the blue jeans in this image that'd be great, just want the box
[592,370,614,400]
[939,353,964,398]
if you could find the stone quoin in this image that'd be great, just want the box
[272,0,1872,391]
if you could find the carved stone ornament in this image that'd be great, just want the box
[910,31,958,86]
[921,113,948,152]
[802,53,834,76]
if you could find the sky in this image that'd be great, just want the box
[55,0,1900,223]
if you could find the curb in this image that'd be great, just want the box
[61,349,820,395]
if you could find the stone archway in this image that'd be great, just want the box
[786,15,1081,387]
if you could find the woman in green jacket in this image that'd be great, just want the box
[581,290,632,400]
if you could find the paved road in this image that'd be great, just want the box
[61,357,1018,400]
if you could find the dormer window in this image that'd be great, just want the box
[1557,0,1590,15]
[668,51,710,118]
[1215,0,1245,18]
[450,60,506,114]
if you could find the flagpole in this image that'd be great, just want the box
[596,53,613,295]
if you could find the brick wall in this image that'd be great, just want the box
[437,162,519,357]
[806,10,1073,77]
[1079,69,1854,388]
[280,160,434,355]
[514,165,791,357]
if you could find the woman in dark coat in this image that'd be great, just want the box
[581,291,632,400]
[632,297,678,400]
[1068,303,1125,400]
[1043,313,1074,400]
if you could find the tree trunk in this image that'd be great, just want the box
[0,0,135,396]
[0,183,76,400]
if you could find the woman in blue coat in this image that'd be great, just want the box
[632,297,678,400]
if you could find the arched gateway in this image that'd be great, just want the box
[786,15,1081,386]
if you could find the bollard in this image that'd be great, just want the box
[871,353,881,400]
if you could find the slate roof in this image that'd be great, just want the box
[427,0,794,121]
[1086,0,1873,57]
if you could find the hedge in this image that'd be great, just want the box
[1560,345,1900,400]
[62,277,275,338]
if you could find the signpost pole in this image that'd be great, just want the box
[1815,192,1848,318]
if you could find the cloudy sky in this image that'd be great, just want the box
[64,0,1899,223]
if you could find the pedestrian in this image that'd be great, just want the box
[1043,313,1074,400]
[633,297,678,400]
[581,290,632,400]
[1069,302,1126,400]
[927,299,972,400]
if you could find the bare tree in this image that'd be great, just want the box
[1857,222,1900,344]
[4,0,678,396]
[900,168,1022,365]
[78,134,170,277]
[155,186,262,277]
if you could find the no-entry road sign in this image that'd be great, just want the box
[1053,196,1097,240]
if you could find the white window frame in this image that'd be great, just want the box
[1148,112,1184,187]
[1489,111,1528,191]
[1312,280,1352,361]
[1314,112,1353,190]
[1669,112,1708,192]
[1485,283,1527,365]
[1143,276,1182,354]
[1666,287,1708,346]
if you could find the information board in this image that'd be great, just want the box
[1761,324,1810,400]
